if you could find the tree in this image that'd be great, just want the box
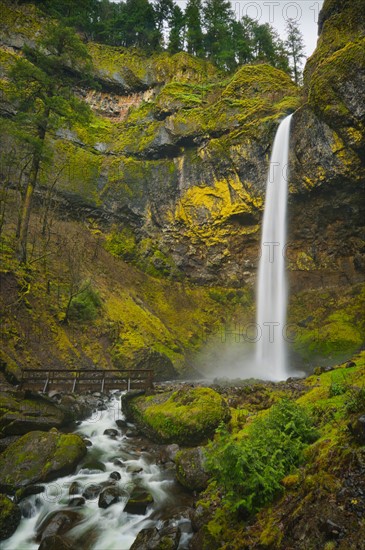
[285,18,305,84]
[185,0,204,57]
[203,0,235,69]
[9,23,92,263]
[168,5,185,54]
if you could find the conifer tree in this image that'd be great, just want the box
[285,18,305,84]
[202,0,235,69]
[168,5,185,54]
[9,23,92,263]
[185,0,204,57]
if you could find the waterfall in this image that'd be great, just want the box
[255,114,293,381]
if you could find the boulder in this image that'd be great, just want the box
[82,484,103,500]
[0,391,67,437]
[103,429,118,438]
[0,431,87,493]
[130,524,181,550]
[0,494,21,541]
[36,510,82,544]
[175,447,209,491]
[109,471,121,481]
[98,486,120,509]
[125,488,154,515]
[81,459,106,472]
[125,387,231,445]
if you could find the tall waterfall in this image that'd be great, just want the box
[256,114,293,381]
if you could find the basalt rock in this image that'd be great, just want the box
[0,431,87,494]
[0,494,21,541]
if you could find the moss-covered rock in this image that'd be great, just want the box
[125,387,231,445]
[0,430,87,493]
[0,391,68,437]
[175,446,209,491]
[0,494,21,541]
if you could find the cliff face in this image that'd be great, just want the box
[0,0,364,373]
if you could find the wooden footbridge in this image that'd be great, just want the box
[20,369,154,394]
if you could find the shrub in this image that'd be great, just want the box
[205,399,318,516]
[346,386,365,413]
[68,285,101,321]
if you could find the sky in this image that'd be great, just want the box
[111,0,325,59]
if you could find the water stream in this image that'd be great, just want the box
[3,393,193,550]
[255,114,293,381]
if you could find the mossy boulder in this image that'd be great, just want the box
[125,387,231,445]
[0,494,21,541]
[0,391,68,437]
[0,430,87,494]
[175,447,209,491]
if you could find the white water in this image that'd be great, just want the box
[3,393,192,550]
[255,114,293,381]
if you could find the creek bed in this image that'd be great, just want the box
[3,392,194,550]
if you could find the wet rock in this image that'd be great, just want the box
[98,486,120,509]
[0,431,87,494]
[125,488,153,515]
[126,465,143,474]
[115,419,128,429]
[159,444,180,464]
[36,510,82,543]
[103,429,118,438]
[113,459,124,467]
[15,484,45,503]
[345,361,356,368]
[130,524,181,549]
[82,438,93,447]
[69,481,81,495]
[82,459,106,472]
[19,499,38,519]
[109,471,121,481]
[175,447,209,491]
[38,534,73,550]
[82,484,103,500]
[69,497,85,507]
[0,494,21,541]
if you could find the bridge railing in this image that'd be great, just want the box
[20,369,154,393]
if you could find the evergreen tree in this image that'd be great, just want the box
[185,0,204,57]
[120,0,160,50]
[168,5,185,54]
[203,0,235,69]
[285,18,305,84]
[9,23,92,263]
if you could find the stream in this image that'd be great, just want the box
[2,392,194,550]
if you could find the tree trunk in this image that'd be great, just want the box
[17,158,39,263]
[17,109,49,263]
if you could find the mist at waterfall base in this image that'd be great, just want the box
[197,115,300,382]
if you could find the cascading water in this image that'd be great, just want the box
[255,114,293,381]
[3,393,193,550]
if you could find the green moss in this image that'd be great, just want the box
[308,38,365,148]
[289,284,365,366]
[104,227,137,261]
[128,387,231,445]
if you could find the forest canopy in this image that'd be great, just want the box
[20,0,304,78]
